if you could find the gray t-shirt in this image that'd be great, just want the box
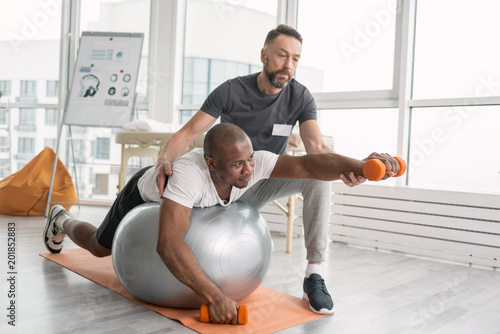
[200,73,317,154]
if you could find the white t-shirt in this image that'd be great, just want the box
[137,149,279,208]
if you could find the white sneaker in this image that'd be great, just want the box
[43,205,69,254]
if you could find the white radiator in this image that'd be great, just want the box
[331,183,500,268]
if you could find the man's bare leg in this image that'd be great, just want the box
[44,205,110,257]
[62,218,111,257]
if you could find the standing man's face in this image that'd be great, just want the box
[261,34,302,89]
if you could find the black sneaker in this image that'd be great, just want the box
[303,273,334,314]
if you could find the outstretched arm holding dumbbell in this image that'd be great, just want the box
[270,151,405,182]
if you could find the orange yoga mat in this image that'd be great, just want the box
[40,248,326,333]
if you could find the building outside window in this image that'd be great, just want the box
[44,138,56,151]
[95,138,110,159]
[46,80,58,97]
[0,110,6,124]
[20,80,37,97]
[17,108,37,132]
[45,108,57,125]
[94,173,109,195]
[182,58,261,106]
[0,168,8,178]
[0,81,11,97]
[69,139,87,163]
[18,137,35,154]
[19,108,36,125]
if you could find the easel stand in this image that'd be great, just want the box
[45,31,144,216]
[44,92,140,217]
[45,98,81,217]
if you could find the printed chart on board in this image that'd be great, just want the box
[65,31,144,127]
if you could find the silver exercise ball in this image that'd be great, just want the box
[112,201,272,308]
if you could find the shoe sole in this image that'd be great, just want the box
[303,292,335,315]
[43,207,64,254]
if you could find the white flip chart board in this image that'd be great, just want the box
[65,31,144,127]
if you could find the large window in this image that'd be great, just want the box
[318,108,398,159]
[296,0,397,93]
[408,0,500,194]
[409,106,500,193]
[182,0,277,105]
[413,0,500,99]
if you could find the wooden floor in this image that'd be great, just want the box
[1,206,500,334]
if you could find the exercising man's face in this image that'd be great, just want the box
[262,34,302,89]
[210,140,256,189]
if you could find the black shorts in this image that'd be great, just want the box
[96,165,155,250]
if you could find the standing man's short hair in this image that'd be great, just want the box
[263,24,303,48]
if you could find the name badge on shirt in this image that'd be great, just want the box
[272,124,292,137]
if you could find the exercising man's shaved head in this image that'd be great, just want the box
[204,123,251,159]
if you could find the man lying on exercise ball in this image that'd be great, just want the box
[44,123,402,325]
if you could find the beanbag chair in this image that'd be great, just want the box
[0,147,77,216]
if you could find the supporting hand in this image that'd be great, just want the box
[339,172,366,187]
[155,159,173,197]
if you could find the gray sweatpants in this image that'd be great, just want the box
[238,178,332,262]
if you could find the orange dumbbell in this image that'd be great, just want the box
[200,303,249,325]
[363,156,407,181]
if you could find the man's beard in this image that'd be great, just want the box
[264,60,292,89]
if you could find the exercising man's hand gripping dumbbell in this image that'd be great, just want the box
[362,153,407,181]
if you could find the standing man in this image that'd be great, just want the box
[155,25,365,315]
